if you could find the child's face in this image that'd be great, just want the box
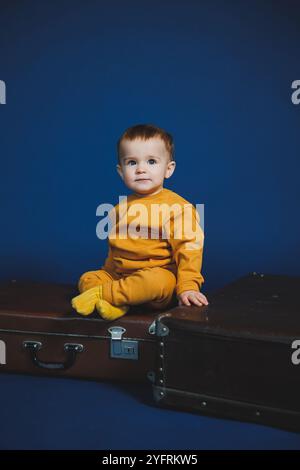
[117,137,176,196]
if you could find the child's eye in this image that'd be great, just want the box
[127,160,136,166]
[148,159,157,165]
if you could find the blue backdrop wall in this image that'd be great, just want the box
[1,0,300,293]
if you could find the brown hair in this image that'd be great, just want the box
[117,124,175,163]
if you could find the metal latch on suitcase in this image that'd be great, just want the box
[108,327,138,360]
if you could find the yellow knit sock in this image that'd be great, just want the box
[96,285,129,321]
[71,286,101,316]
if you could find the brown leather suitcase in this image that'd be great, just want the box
[151,272,300,432]
[0,280,166,383]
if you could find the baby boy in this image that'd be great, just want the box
[71,124,209,320]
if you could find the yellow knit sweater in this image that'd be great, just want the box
[101,188,205,295]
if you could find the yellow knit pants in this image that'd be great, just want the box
[78,267,177,311]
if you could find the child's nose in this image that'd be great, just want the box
[136,165,147,173]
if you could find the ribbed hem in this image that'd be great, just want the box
[176,281,202,296]
[102,281,113,304]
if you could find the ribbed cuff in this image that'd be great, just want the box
[102,282,113,304]
[176,281,202,296]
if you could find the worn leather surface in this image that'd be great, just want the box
[0,280,160,336]
[0,280,171,382]
[154,272,300,431]
[159,272,300,339]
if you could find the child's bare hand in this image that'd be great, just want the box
[178,290,209,307]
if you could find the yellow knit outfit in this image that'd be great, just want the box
[72,188,204,319]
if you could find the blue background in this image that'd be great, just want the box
[1,0,300,292]
[1,373,300,450]
[1,0,300,450]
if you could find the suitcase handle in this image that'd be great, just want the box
[23,341,84,370]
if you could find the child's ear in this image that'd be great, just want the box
[165,161,176,179]
[116,164,124,180]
